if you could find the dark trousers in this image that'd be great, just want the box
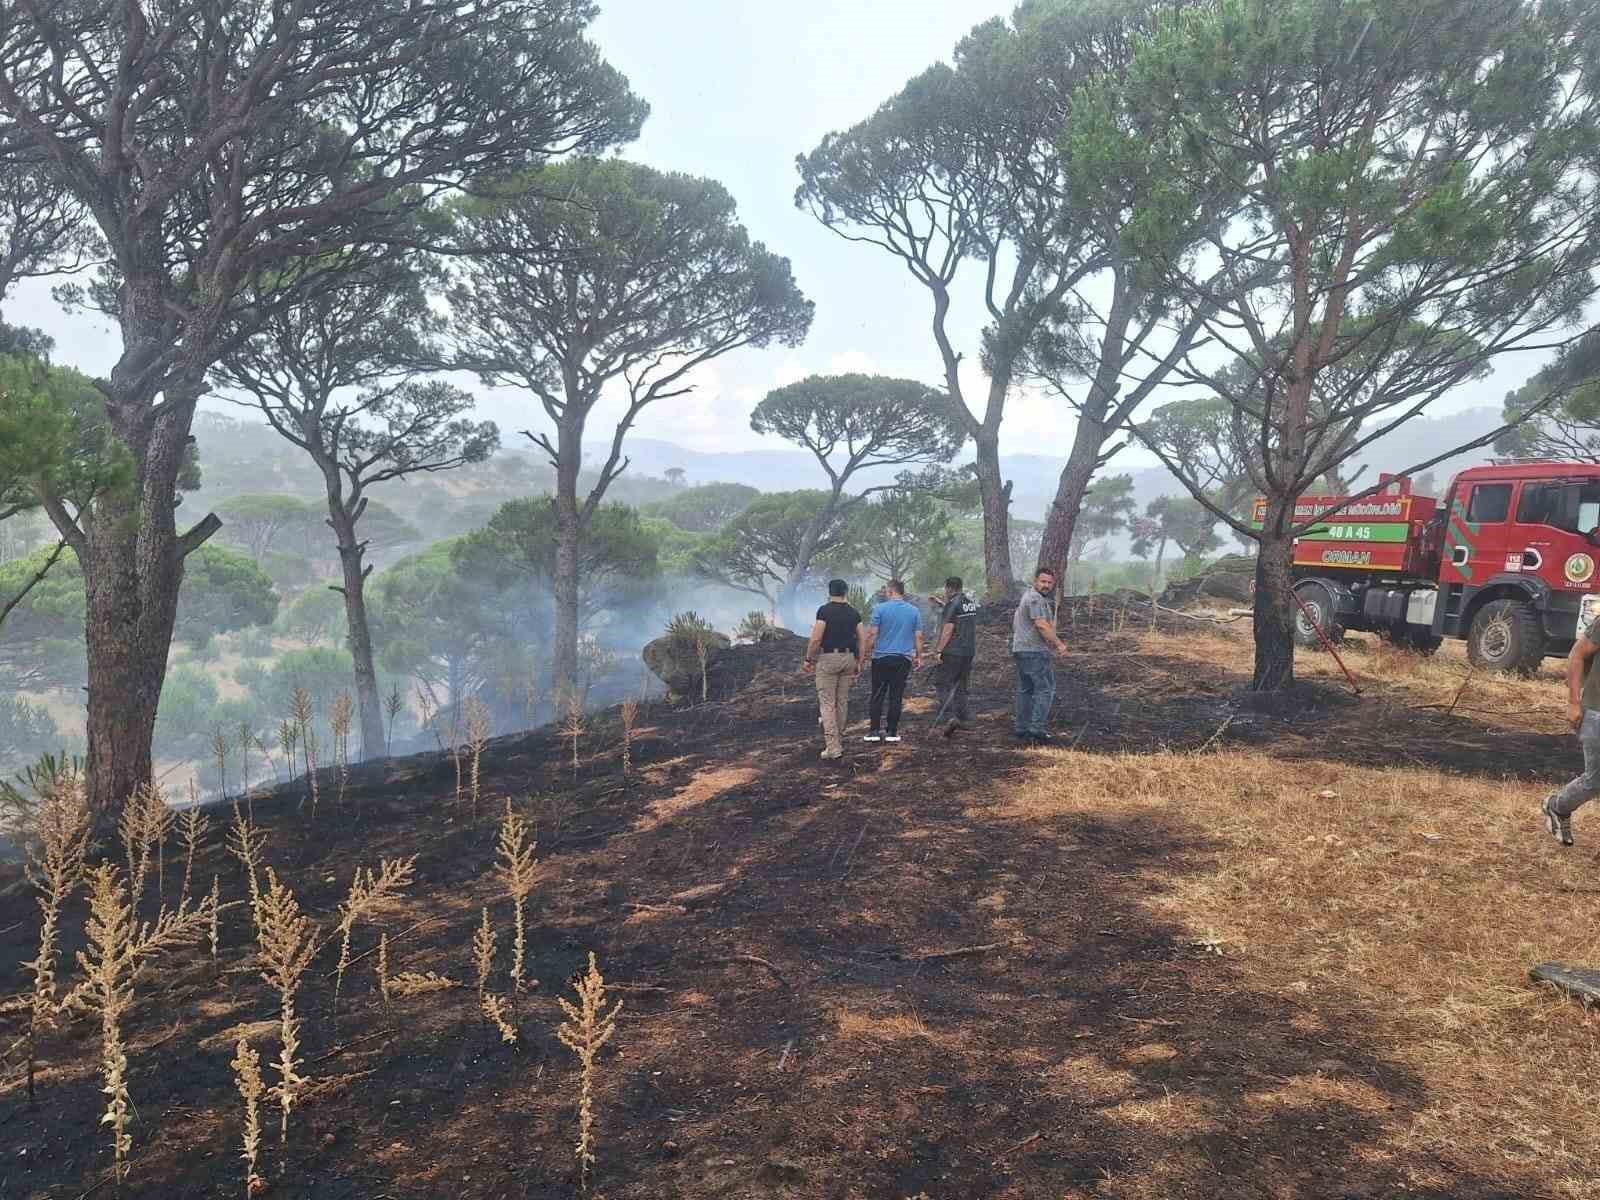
[869,655,912,734]
[1012,652,1056,735]
[934,653,974,724]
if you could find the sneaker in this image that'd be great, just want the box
[820,748,844,761]
[1543,794,1574,846]
[884,734,902,744]
[1026,730,1054,744]
[863,733,882,743]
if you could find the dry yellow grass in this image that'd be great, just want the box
[255,868,316,1141]
[22,769,90,1099]
[495,801,537,992]
[557,951,621,1194]
[1001,739,1600,1197]
[330,855,418,1011]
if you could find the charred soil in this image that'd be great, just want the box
[2,599,1594,1199]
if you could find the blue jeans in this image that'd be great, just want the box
[1012,652,1055,735]
[1554,710,1600,815]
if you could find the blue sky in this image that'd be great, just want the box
[8,0,1550,463]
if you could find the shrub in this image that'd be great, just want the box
[664,610,717,643]
[735,611,772,641]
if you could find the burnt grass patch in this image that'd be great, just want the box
[0,601,1584,1199]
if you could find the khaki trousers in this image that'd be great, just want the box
[815,651,855,753]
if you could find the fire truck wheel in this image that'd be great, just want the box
[1291,581,1343,650]
[1467,598,1546,676]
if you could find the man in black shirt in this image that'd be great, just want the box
[929,576,979,738]
[801,578,863,760]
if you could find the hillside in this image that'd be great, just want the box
[4,606,1597,1199]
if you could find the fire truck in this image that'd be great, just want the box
[1271,463,1600,674]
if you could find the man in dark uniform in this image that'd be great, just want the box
[929,576,979,738]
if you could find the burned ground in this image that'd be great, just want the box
[2,600,1595,1199]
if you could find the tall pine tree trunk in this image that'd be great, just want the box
[1037,408,1107,586]
[78,373,213,818]
[552,421,583,706]
[973,426,1013,600]
[778,485,841,627]
[1252,495,1297,691]
[328,505,385,760]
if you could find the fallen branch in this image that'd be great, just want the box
[716,954,790,990]
[902,940,1017,963]
[311,1027,396,1066]
[992,1130,1045,1165]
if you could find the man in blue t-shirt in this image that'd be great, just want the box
[860,578,923,743]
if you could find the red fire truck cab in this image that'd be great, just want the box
[1281,463,1600,674]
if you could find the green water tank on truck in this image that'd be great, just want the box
[1262,464,1600,675]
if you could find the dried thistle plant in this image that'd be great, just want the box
[209,875,221,964]
[23,769,90,1100]
[416,685,442,753]
[384,686,404,758]
[561,694,585,773]
[212,726,231,803]
[481,992,517,1045]
[277,720,298,786]
[557,952,622,1193]
[695,633,710,702]
[496,802,537,993]
[239,721,257,802]
[464,696,490,814]
[303,726,322,818]
[386,971,460,998]
[227,806,268,928]
[473,906,497,1000]
[231,1036,266,1197]
[74,864,210,1181]
[449,718,465,807]
[331,855,418,1011]
[376,932,390,1004]
[330,694,353,809]
[256,868,316,1141]
[620,698,638,775]
[180,799,207,907]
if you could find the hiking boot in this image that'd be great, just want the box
[863,732,882,743]
[820,747,844,761]
[942,721,960,740]
[1026,730,1054,744]
[1543,794,1574,846]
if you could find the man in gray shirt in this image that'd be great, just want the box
[1011,566,1067,743]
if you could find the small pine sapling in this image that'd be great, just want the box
[464,697,490,814]
[331,856,418,1012]
[23,770,90,1101]
[495,801,537,994]
[231,1036,266,1198]
[256,868,316,1141]
[557,952,623,1194]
